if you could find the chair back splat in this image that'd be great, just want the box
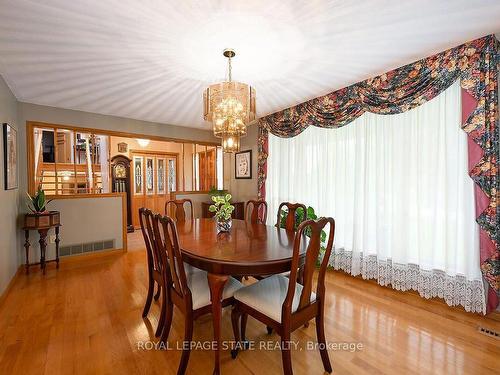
[286,217,335,315]
[165,199,194,222]
[276,202,307,231]
[246,200,268,224]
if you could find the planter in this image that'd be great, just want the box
[216,218,232,233]
[24,210,60,229]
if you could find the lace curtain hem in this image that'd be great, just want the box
[322,249,486,314]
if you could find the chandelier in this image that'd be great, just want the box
[203,49,256,152]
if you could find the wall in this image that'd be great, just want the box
[46,195,125,259]
[0,76,19,296]
[226,123,259,202]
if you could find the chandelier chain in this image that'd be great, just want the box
[228,55,232,82]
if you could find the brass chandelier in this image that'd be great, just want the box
[203,49,256,152]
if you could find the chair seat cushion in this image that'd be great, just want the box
[234,274,316,322]
[186,271,243,310]
[184,262,203,274]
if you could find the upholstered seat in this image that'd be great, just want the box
[184,263,203,275]
[186,271,243,310]
[234,274,316,322]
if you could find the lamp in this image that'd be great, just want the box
[204,49,256,152]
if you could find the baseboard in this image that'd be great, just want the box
[0,266,22,309]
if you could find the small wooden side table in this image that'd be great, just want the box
[23,211,61,275]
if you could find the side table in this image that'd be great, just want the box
[23,211,61,275]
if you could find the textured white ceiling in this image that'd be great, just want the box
[0,0,499,129]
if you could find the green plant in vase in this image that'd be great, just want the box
[26,186,53,214]
[209,194,235,232]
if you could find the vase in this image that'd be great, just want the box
[216,218,232,233]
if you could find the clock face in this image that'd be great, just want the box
[114,164,126,178]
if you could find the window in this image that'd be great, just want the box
[266,80,485,312]
[32,126,110,195]
[28,123,223,195]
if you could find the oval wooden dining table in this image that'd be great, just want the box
[175,218,307,375]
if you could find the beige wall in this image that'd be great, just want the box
[0,76,19,296]
[226,123,259,203]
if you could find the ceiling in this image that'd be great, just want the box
[0,0,499,129]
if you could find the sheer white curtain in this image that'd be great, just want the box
[266,80,485,313]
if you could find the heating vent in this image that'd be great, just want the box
[60,239,115,257]
[478,326,500,339]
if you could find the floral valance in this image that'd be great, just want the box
[258,35,499,311]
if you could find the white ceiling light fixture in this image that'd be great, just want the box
[137,139,150,147]
[203,48,256,153]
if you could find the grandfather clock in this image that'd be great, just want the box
[111,155,134,232]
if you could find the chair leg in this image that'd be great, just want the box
[231,307,241,359]
[155,286,166,337]
[142,275,154,318]
[177,315,194,375]
[241,313,248,343]
[154,282,161,301]
[315,315,332,373]
[280,332,293,375]
[160,298,173,344]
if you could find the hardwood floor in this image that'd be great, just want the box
[0,236,499,374]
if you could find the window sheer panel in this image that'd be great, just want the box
[267,81,482,292]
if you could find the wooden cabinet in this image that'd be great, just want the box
[201,201,245,220]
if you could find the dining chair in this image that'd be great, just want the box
[165,199,194,222]
[139,207,166,337]
[152,213,244,375]
[276,202,307,231]
[231,217,335,375]
[246,200,268,224]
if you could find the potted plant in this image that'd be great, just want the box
[26,186,53,214]
[24,186,60,228]
[208,186,229,199]
[209,193,235,233]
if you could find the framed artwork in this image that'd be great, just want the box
[133,156,143,195]
[3,123,17,190]
[146,157,154,195]
[117,142,128,153]
[235,149,252,179]
[157,158,165,194]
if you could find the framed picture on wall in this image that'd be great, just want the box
[3,123,17,190]
[235,149,252,179]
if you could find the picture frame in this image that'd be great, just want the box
[3,123,18,190]
[117,142,128,153]
[235,149,252,179]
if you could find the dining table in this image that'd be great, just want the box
[175,218,307,375]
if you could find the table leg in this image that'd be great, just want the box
[24,230,30,274]
[55,226,60,269]
[39,229,48,275]
[207,273,228,375]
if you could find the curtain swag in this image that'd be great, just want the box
[257,35,499,310]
